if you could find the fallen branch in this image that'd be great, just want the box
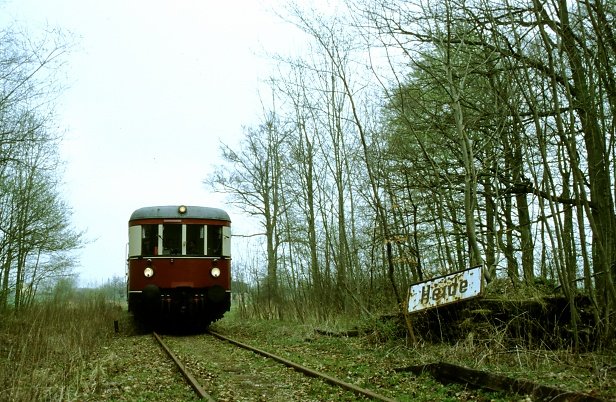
[397,362,605,401]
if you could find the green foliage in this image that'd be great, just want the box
[485,277,561,300]
[214,313,615,400]
[214,0,616,344]
[362,315,407,344]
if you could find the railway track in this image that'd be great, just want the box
[152,330,608,401]
[153,331,397,401]
[153,332,215,401]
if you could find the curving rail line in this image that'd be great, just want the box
[208,330,398,402]
[154,329,605,401]
[154,329,398,402]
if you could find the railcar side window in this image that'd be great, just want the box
[141,224,158,256]
[186,225,205,255]
[207,225,222,256]
[163,224,182,255]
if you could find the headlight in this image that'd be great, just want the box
[144,267,154,278]
[210,267,221,278]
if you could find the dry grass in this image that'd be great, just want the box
[1,287,613,401]
[0,291,122,401]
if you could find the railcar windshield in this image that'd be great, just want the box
[207,226,222,256]
[141,224,158,256]
[163,224,182,255]
[133,223,225,257]
[186,224,205,255]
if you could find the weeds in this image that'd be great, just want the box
[215,310,616,400]
[0,290,122,401]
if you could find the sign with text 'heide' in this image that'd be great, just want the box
[407,265,483,313]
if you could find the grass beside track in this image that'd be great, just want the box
[1,301,614,401]
[0,294,123,401]
[211,312,616,401]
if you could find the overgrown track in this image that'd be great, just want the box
[154,329,608,401]
[208,330,397,402]
[153,330,397,401]
[152,332,215,401]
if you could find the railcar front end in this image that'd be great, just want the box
[127,205,231,325]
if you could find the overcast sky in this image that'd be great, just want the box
[1,0,305,285]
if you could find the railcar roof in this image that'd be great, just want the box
[129,205,230,221]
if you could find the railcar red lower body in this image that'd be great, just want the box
[127,257,231,325]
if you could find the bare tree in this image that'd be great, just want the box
[356,0,616,342]
[206,113,289,317]
[0,27,79,310]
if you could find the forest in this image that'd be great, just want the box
[1,0,615,349]
[1,1,614,399]
[207,0,616,347]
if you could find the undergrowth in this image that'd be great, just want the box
[0,291,123,401]
[217,304,616,400]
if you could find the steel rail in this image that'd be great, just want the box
[153,332,215,402]
[208,330,398,402]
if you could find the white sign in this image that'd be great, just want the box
[408,265,483,313]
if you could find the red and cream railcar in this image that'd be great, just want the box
[127,205,231,325]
